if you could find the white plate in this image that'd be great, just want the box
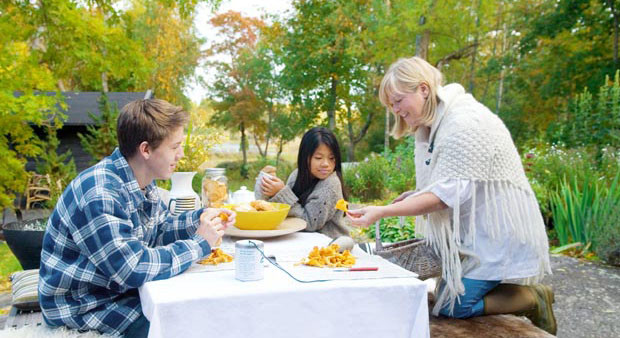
[225,217,307,239]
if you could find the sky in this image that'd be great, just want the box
[185,0,293,104]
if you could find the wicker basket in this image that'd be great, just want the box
[374,220,441,280]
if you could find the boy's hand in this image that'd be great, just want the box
[216,208,236,227]
[196,208,232,248]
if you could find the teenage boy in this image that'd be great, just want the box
[39,99,235,337]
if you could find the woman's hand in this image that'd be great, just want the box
[196,208,231,248]
[261,175,285,197]
[346,206,385,228]
[392,190,415,204]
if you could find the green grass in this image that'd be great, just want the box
[0,242,22,292]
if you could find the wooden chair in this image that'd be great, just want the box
[24,174,51,210]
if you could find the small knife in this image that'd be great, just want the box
[333,267,379,272]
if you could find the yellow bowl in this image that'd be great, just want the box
[224,203,291,230]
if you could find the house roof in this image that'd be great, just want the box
[15,91,151,126]
[58,92,149,126]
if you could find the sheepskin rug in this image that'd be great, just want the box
[0,325,112,338]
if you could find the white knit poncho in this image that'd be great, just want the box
[409,84,552,316]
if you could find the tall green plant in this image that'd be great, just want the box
[549,70,620,151]
[550,176,594,247]
[36,124,77,208]
[77,92,119,163]
[550,171,620,251]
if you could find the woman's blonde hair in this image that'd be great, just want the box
[379,57,443,138]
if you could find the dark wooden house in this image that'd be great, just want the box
[28,92,149,172]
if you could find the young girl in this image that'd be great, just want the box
[255,127,349,239]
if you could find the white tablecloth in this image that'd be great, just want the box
[139,232,429,338]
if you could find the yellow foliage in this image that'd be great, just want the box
[176,104,221,172]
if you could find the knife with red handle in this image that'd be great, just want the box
[333,267,379,272]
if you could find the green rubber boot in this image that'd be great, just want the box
[522,284,557,335]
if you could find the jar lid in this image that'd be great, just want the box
[205,168,226,176]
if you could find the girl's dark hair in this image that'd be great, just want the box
[292,127,347,206]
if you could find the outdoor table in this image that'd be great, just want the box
[139,230,429,338]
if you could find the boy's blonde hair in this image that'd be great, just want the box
[117,99,189,158]
[379,57,443,139]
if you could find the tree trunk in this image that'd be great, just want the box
[252,134,266,157]
[57,79,67,92]
[415,27,430,60]
[276,138,284,167]
[240,122,248,178]
[101,72,109,93]
[415,0,436,60]
[482,1,503,103]
[610,0,619,68]
[496,22,508,113]
[346,102,355,162]
[327,75,338,130]
[264,104,273,157]
[468,0,482,94]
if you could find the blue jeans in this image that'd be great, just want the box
[438,278,500,319]
[123,313,150,338]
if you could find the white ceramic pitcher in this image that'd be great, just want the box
[168,172,200,214]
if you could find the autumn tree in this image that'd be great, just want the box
[206,11,266,177]
[0,2,61,209]
[128,0,205,107]
[501,0,620,142]
[1,0,218,210]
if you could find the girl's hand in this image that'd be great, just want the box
[346,206,385,228]
[261,175,285,197]
[392,190,415,204]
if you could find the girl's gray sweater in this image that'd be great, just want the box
[255,169,350,239]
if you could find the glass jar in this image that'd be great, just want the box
[201,168,228,207]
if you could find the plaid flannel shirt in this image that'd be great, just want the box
[39,148,210,335]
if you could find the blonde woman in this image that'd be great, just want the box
[347,57,556,334]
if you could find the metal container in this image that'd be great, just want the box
[235,240,264,281]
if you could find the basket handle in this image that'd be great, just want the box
[374,220,383,252]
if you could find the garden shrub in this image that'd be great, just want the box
[216,158,294,191]
[343,154,389,201]
[383,137,416,193]
[343,137,416,202]
[591,203,620,266]
[522,145,618,225]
